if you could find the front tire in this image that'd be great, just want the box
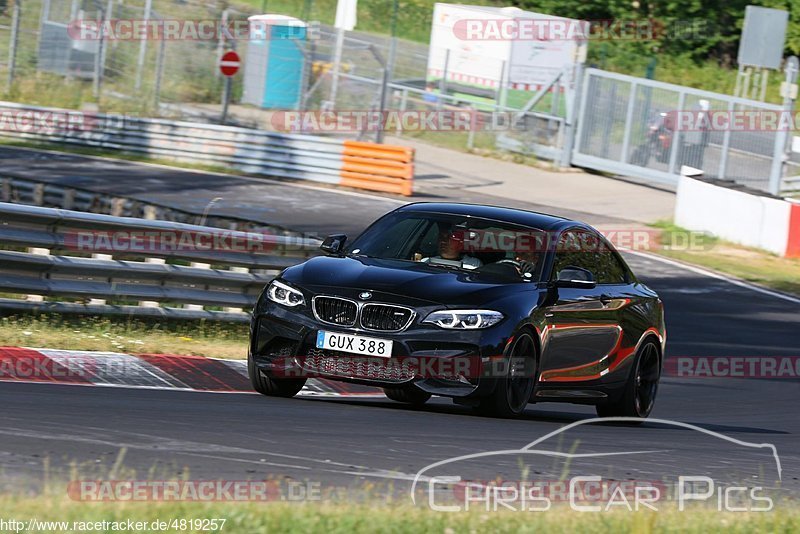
[476,332,537,418]
[248,355,306,397]
[596,340,660,419]
[384,386,431,406]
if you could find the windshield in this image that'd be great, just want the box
[346,211,547,282]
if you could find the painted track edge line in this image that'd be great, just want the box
[0,377,385,397]
[0,378,256,394]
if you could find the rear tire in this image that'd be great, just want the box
[476,332,537,418]
[248,355,306,398]
[596,340,660,420]
[631,143,651,166]
[384,386,431,406]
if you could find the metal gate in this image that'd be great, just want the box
[571,68,791,194]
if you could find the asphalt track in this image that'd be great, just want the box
[0,146,633,233]
[0,147,798,500]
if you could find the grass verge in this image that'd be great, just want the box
[0,495,797,533]
[0,315,249,359]
[651,222,800,297]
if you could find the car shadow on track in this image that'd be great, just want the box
[290,396,789,435]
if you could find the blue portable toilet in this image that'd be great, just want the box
[243,15,307,110]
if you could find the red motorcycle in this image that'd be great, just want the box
[631,111,674,166]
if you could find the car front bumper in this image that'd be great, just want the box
[249,302,515,398]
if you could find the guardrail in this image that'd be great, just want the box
[0,202,320,322]
[1,174,293,233]
[0,101,415,196]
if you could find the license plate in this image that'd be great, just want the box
[315,330,393,357]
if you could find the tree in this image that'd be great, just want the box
[513,0,792,63]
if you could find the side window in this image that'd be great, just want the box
[594,242,629,285]
[551,230,595,280]
[551,230,629,284]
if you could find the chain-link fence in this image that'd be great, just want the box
[0,0,252,114]
[573,69,795,194]
[0,2,795,194]
[0,1,565,147]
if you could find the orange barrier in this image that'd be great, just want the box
[340,140,414,196]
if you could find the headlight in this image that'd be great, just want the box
[422,309,504,329]
[266,280,305,307]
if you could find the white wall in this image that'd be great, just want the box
[674,175,791,256]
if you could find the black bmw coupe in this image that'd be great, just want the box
[249,203,666,418]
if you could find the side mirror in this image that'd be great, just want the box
[320,234,347,255]
[554,266,596,289]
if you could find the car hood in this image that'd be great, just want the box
[281,255,538,306]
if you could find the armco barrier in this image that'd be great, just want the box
[0,102,415,196]
[674,175,800,258]
[0,202,320,322]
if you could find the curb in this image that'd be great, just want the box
[0,347,384,398]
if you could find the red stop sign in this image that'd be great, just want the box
[219,51,241,77]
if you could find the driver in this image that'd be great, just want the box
[500,234,541,278]
[420,227,483,270]
[513,251,539,277]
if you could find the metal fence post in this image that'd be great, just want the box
[396,88,408,136]
[328,27,345,108]
[135,0,153,91]
[467,105,477,150]
[37,0,52,59]
[769,56,799,196]
[221,75,232,124]
[619,82,638,164]
[6,1,21,93]
[667,92,686,175]
[93,5,108,98]
[550,76,560,117]
[216,8,230,80]
[438,49,450,111]
[496,60,507,109]
[95,0,114,99]
[560,62,585,168]
[153,38,166,109]
[717,100,734,180]
[375,37,396,144]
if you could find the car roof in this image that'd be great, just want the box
[396,202,583,232]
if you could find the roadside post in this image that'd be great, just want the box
[219,50,241,125]
[771,56,799,195]
[328,0,358,110]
